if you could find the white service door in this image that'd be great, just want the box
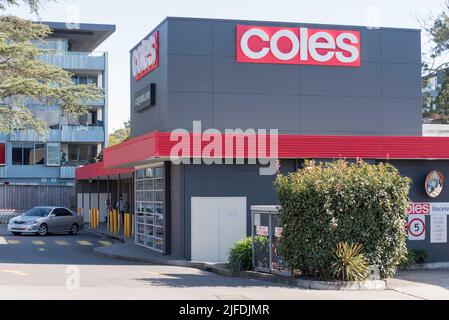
[191,197,247,263]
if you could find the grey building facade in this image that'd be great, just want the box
[77,17,449,265]
[131,17,422,137]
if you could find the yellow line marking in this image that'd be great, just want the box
[32,241,46,245]
[77,240,93,246]
[55,241,69,246]
[7,240,20,245]
[99,241,112,246]
[0,237,8,245]
[1,270,29,277]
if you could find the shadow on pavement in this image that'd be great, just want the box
[134,273,296,289]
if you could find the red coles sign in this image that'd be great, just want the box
[132,31,159,81]
[236,25,361,67]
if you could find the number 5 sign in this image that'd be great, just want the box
[408,215,426,241]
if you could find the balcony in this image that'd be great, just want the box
[60,166,76,179]
[38,52,106,71]
[61,125,105,143]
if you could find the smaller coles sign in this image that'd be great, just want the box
[132,31,159,81]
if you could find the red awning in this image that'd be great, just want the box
[76,131,449,180]
[75,162,133,180]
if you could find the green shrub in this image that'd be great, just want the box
[331,242,369,281]
[252,236,270,268]
[412,249,428,264]
[275,160,411,280]
[399,249,417,271]
[228,237,253,274]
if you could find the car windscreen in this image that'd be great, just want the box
[23,208,52,217]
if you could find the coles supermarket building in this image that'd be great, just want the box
[76,17,449,264]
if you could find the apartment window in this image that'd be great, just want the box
[62,110,99,126]
[71,75,98,87]
[28,105,61,130]
[68,144,98,165]
[46,143,61,167]
[12,143,45,166]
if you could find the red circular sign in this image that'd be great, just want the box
[408,218,426,237]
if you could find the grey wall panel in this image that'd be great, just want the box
[166,92,213,130]
[169,163,184,259]
[358,28,382,63]
[213,21,236,57]
[299,63,382,97]
[381,29,421,64]
[382,63,422,98]
[167,55,213,92]
[389,160,449,263]
[214,56,300,95]
[182,160,297,260]
[213,93,301,132]
[300,96,382,134]
[382,98,422,136]
[167,19,213,55]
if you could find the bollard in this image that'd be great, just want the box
[112,210,117,234]
[124,213,131,238]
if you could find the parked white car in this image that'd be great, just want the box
[8,207,84,236]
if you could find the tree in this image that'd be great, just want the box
[0,8,102,134]
[422,1,449,123]
[108,120,130,146]
[275,160,411,280]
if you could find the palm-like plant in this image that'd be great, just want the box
[331,242,369,282]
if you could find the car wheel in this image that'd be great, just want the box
[69,224,79,235]
[12,232,21,236]
[38,224,48,237]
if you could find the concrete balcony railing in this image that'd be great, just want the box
[61,125,105,143]
[9,129,60,142]
[9,126,104,143]
[38,51,106,71]
[60,166,76,179]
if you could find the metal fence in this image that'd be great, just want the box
[0,210,25,224]
[251,206,290,276]
[0,185,76,211]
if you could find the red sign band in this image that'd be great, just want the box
[236,25,361,67]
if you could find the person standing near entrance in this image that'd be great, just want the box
[115,196,125,224]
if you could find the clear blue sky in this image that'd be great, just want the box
[4,0,447,133]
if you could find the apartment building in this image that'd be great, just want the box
[0,22,115,210]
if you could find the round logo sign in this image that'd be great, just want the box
[425,171,444,198]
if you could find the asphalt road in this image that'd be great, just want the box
[0,224,447,300]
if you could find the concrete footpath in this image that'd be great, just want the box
[86,226,449,296]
